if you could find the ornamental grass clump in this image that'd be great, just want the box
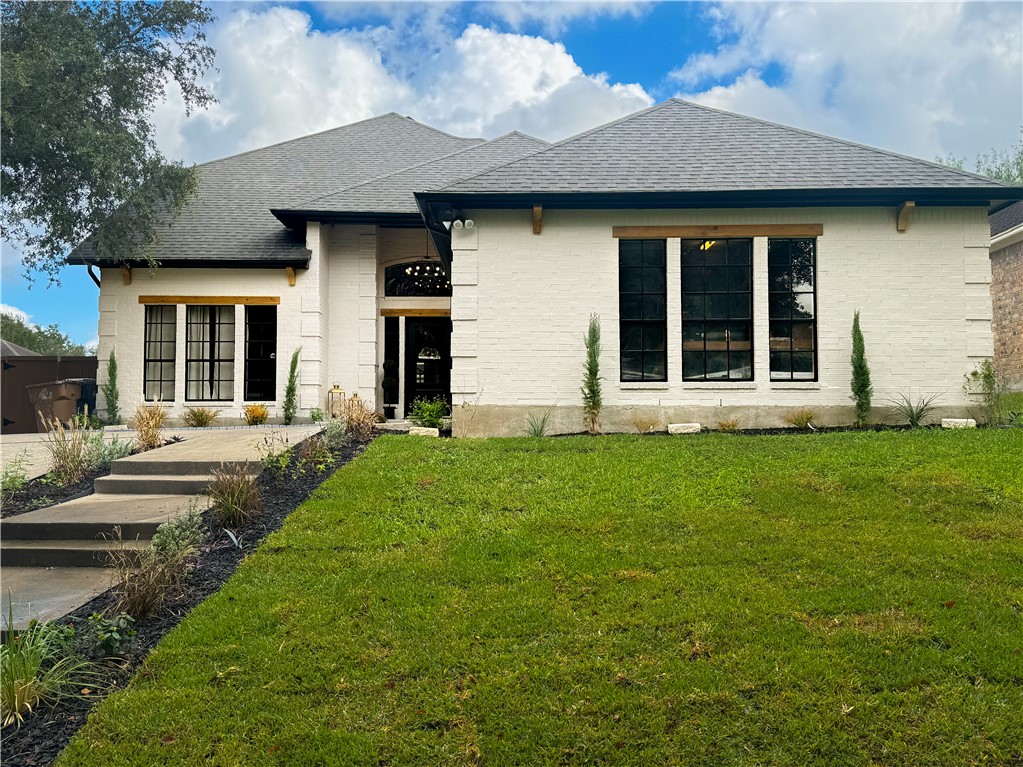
[208,464,262,527]
[784,408,818,431]
[1,605,95,729]
[343,395,377,442]
[890,392,940,428]
[39,411,89,486]
[183,406,220,428]
[131,402,166,452]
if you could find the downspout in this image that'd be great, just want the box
[86,264,101,288]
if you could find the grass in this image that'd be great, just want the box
[58,430,1023,766]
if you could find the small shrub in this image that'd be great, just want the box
[297,434,334,473]
[208,464,262,527]
[69,411,104,430]
[850,310,873,426]
[282,348,301,425]
[309,407,325,423]
[2,451,29,499]
[581,313,603,435]
[132,402,166,452]
[324,417,347,450]
[84,434,134,473]
[79,613,136,659]
[963,359,1014,425]
[409,396,448,429]
[2,605,94,728]
[101,350,120,425]
[343,395,377,441]
[39,411,88,486]
[243,403,269,426]
[183,406,220,428]
[717,418,741,433]
[257,432,292,481]
[784,408,818,430]
[150,499,207,562]
[890,392,940,428]
[632,415,660,434]
[526,407,556,437]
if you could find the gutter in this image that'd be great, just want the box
[990,222,1023,252]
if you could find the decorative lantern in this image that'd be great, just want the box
[328,383,346,419]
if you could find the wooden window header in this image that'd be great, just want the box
[138,296,280,305]
[380,308,450,317]
[613,224,824,239]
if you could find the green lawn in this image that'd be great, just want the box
[60,431,1023,766]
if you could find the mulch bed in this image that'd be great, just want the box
[1,470,108,519]
[1,435,369,767]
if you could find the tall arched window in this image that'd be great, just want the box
[384,261,452,297]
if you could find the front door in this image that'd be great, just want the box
[404,317,451,409]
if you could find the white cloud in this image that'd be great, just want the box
[0,303,31,323]
[485,2,649,34]
[671,2,1023,163]
[151,7,652,163]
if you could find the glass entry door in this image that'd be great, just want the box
[404,317,451,408]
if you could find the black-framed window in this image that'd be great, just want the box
[769,238,817,381]
[186,305,235,401]
[384,261,451,296]
[681,238,753,381]
[619,239,667,382]
[244,306,277,401]
[143,305,176,401]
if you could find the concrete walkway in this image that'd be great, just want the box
[2,430,132,480]
[1,425,321,629]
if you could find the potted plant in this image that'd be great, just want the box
[381,360,399,419]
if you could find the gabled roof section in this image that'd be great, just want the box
[69,113,483,266]
[991,200,1023,237]
[438,99,1015,196]
[276,131,548,219]
[0,339,41,357]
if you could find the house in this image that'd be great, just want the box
[69,100,1022,435]
[989,201,1022,386]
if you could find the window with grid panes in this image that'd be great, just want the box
[185,305,235,401]
[618,239,667,382]
[681,238,753,380]
[143,305,176,401]
[768,238,817,381]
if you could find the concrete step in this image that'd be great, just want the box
[3,516,163,541]
[110,458,261,476]
[0,538,148,568]
[94,474,215,495]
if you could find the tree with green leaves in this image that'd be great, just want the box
[935,137,1023,185]
[1,1,216,280]
[850,311,873,426]
[0,311,88,355]
[581,314,602,435]
[102,350,121,424]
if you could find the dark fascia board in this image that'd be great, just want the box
[68,256,311,269]
[415,187,1023,212]
[271,209,424,229]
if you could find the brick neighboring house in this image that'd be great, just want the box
[989,201,1023,387]
[69,99,1023,435]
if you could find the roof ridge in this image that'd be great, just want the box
[436,99,668,191]
[669,98,1014,188]
[292,131,548,208]
[198,113,480,170]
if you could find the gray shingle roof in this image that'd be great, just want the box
[284,132,548,215]
[70,114,482,265]
[0,339,41,357]
[440,99,1015,194]
[991,200,1023,237]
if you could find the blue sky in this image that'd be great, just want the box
[3,0,1021,346]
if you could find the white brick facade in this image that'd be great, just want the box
[94,206,993,434]
[450,206,993,435]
